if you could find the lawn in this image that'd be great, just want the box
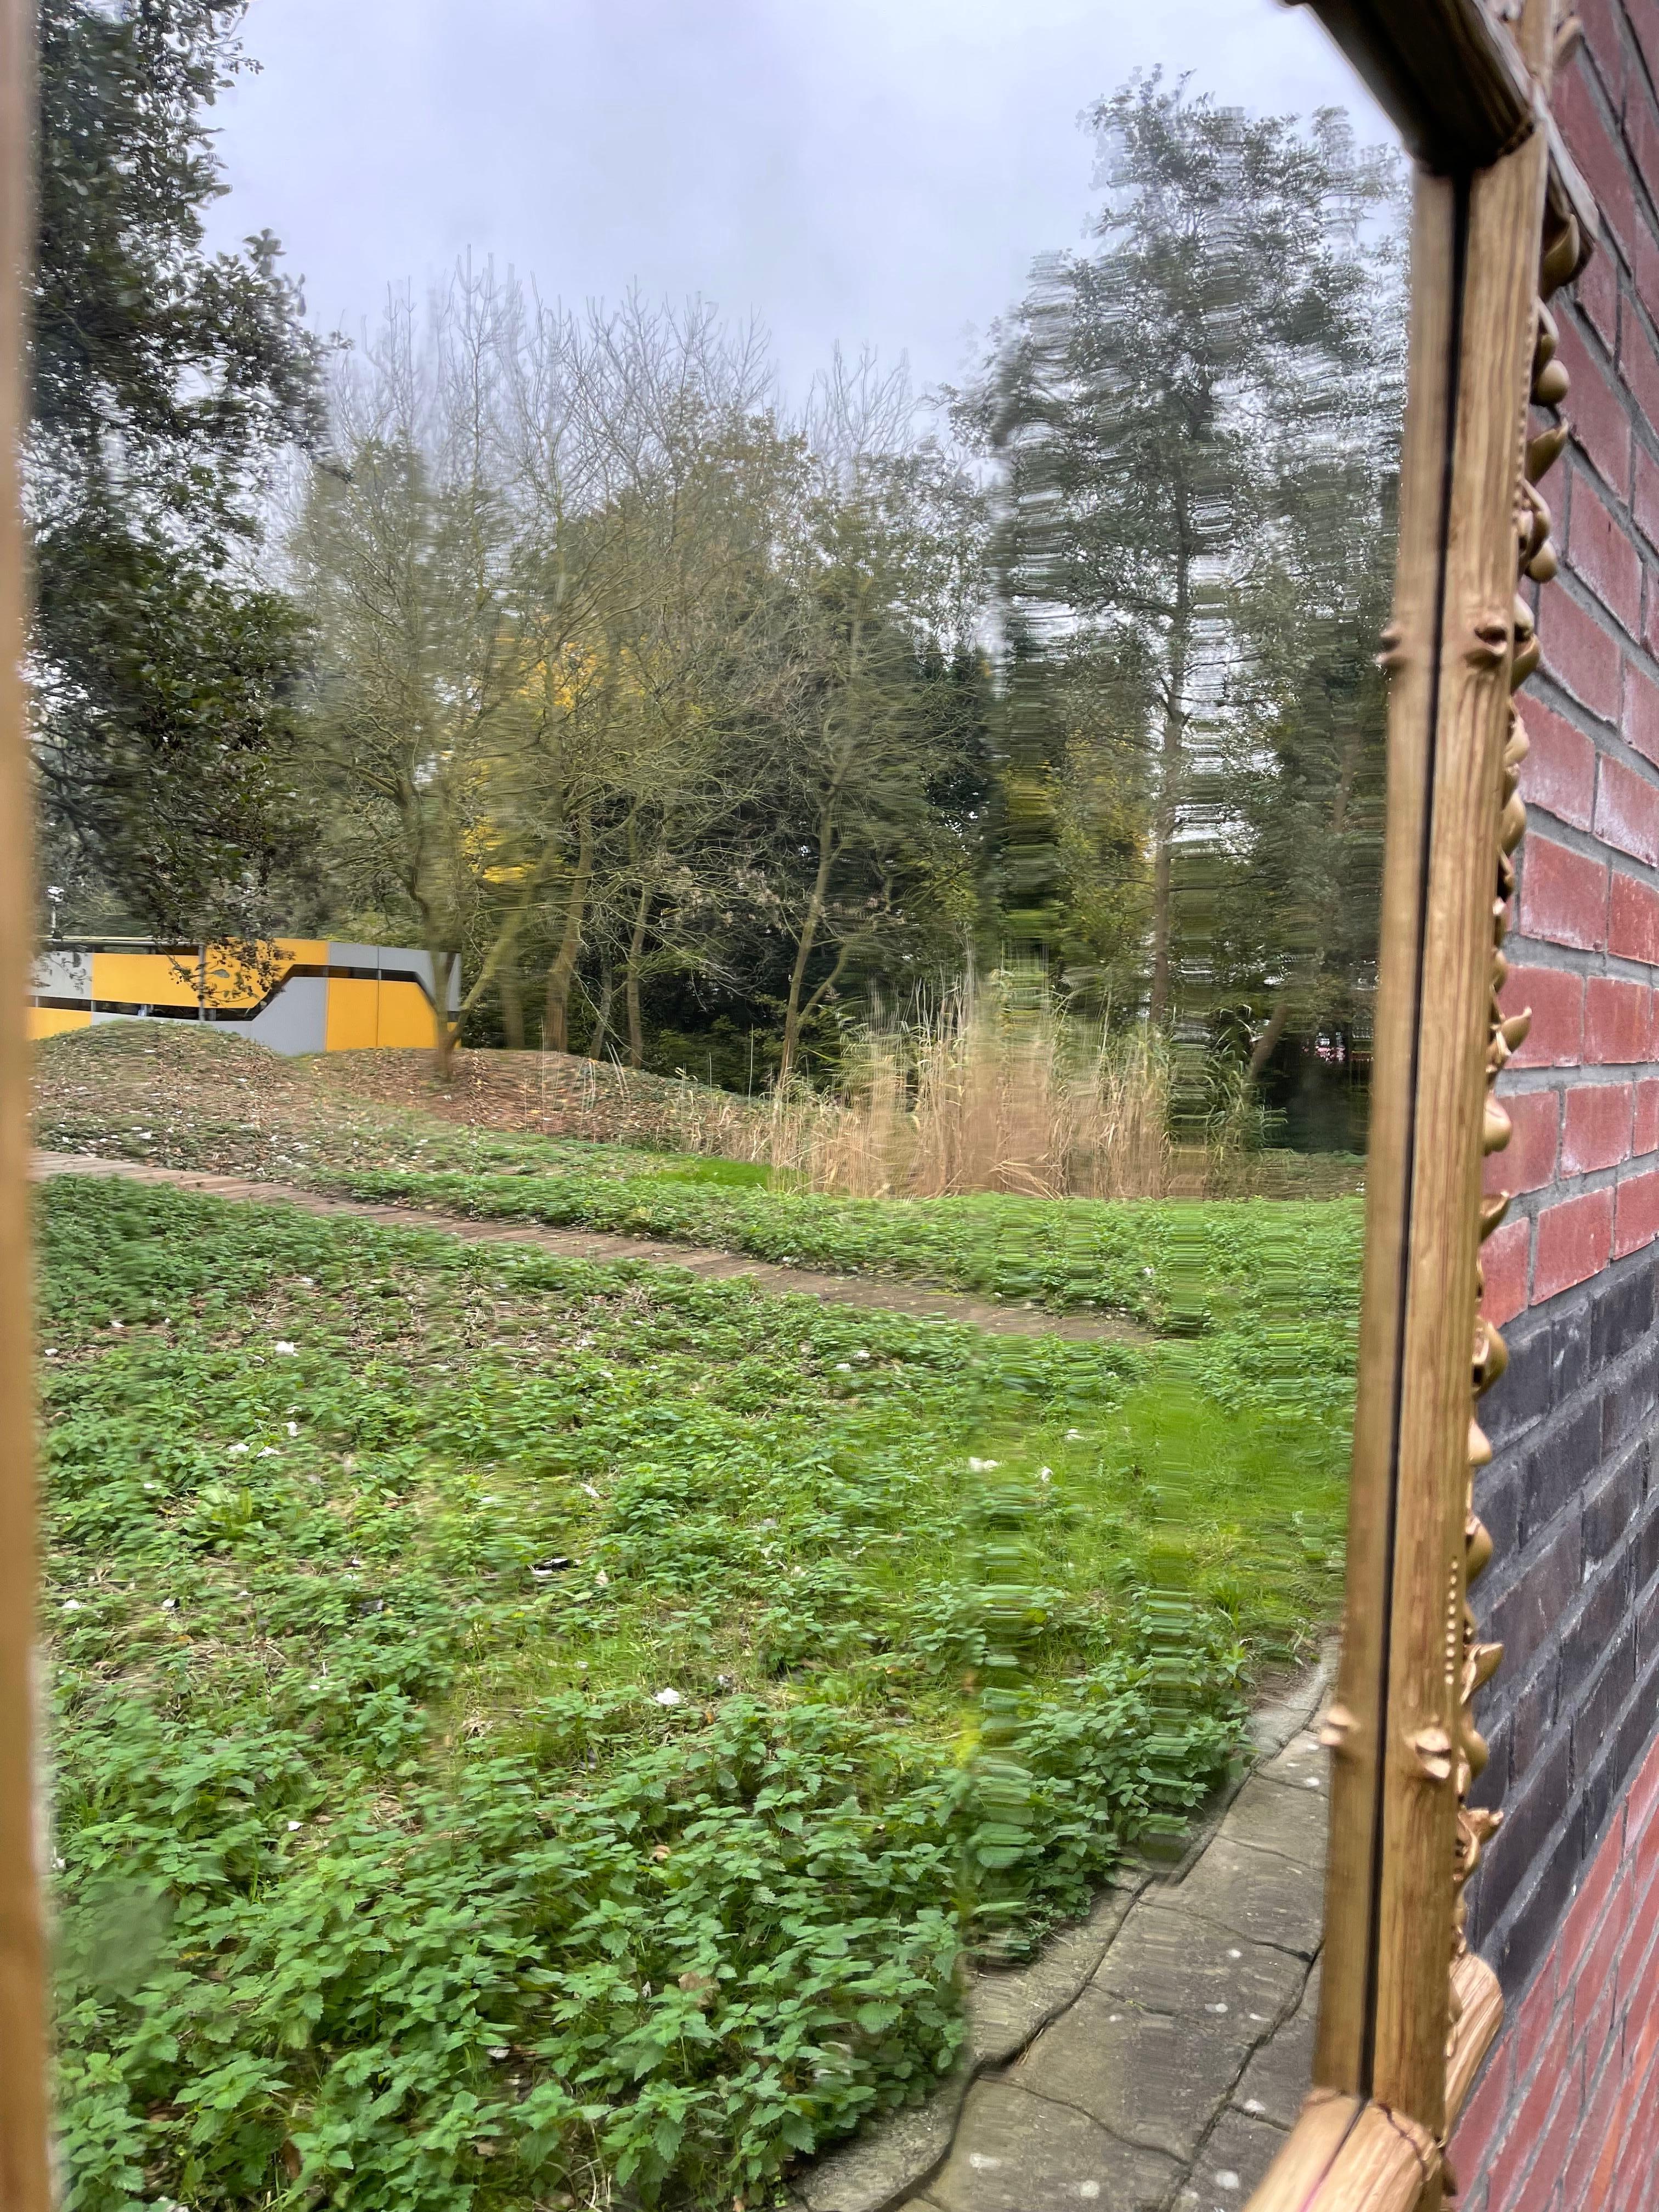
[36,1028,1362,2209]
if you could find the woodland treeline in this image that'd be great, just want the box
[35,1,1404,1124]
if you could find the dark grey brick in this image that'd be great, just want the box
[1485,1521,1584,1681]
[1505,1654,1559,1789]
[1563,1551,1634,1702]
[1637,1564,1659,1665]
[1573,1629,1637,1813]
[1487,1805,1582,2003]
[1590,1260,1655,1370]
[1475,1459,1523,1568]
[1548,1294,1592,1412]
[1521,1400,1601,1544]
[1601,1348,1659,1455]
[1640,1496,1659,1598]
[1476,1728,1571,1937]
[1485,1314,1553,1442]
[1610,1658,1659,1796]
[1584,1447,1645,1565]
[1468,1715,1510,1814]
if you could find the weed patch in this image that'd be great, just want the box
[44,1179,1288,2211]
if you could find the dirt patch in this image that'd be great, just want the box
[31,1022,775,1180]
[319,1045,770,1150]
[34,1152,1152,1346]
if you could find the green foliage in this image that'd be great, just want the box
[962,71,1402,1046]
[33,0,321,939]
[330,1163,1364,1413]
[44,1178,1273,2210]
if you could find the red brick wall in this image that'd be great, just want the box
[1486,4,1659,1331]
[1449,1730,1659,2211]
[1453,3,1659,2198]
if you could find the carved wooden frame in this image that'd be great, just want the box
[0,3,1612,2209]
[1246,2,1600,2206]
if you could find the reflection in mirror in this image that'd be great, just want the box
[27,8,1405,2210]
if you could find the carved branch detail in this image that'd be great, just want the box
[1450,198,1582,2084]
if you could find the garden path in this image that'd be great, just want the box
[31,1153,1150,1344]
[790,1658,1333,2212]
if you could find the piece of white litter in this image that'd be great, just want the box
[286,1421,300,1438]
[1243,2098,1266,2115]
[487,2046,509,2061]
[653,1688,683,1707]
[142,1480,159,1492]
[967,2155,1003,2173]
[1065,1427,1084,1441]
[967,1457,1000,1473]
[108,1319,125,1332]
[1248,2012,1267,2023]
[1205,2002,1229,2015]
[258,1447,280,1459]
[273,1341,298,1356]
[1215,2175,1241,2193]
[1039,1467,1053,1480]
[61,1600,83,1613]
[1228,1948,1243,1960]
[595,1570,609,1587]
[834,1362,853,1372]
[161,1599,177,1612]
[1077,2186,1101,2203]
[1304,1778,1321,1790]
[287,1821,302,1832]
[43,1349,57,1359]
[227,1444,249,1457]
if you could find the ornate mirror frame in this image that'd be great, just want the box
[0,3,1612,2209]
[1245,0,1601,2205]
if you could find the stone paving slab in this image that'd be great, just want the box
[1233,1968,1320,2132]
[788,1654,1335,2212]
[916,2081,1180,2212]
[1175,2103,1291,2210]
[798,1885,1142,2212]
[1167,1833,1325,1957]
[1013,1980,1288,2165]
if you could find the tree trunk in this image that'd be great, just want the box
[543,807,594,1056]
[1247,998,1290,1082]
[588,955,614,1061]
[1149,506,1192,1030]
[1247,726,1364,1086]
[431,948,460,1081]
[499,954,525,1050]
[778,810,837,1088]
[625,878,651,1070]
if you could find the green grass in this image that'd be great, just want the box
[330,1165,1363,1407]
[42,1173,1352,2211]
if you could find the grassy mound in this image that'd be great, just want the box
[44,1177,1284,2212]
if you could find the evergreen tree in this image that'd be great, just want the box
[32,0,321,940]
[975,75,1400,1038]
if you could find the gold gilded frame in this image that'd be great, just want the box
[0,3,1609,2210]
[1248,0,1599,2205]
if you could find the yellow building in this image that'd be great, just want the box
[29,939,455,1052]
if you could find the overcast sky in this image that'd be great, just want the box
[202,0,1391,405]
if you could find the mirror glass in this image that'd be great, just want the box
[29,4,1406,2208]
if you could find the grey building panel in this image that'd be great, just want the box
[245,975,328,1056]
[326,941,383,973]
[33,950,91,999]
